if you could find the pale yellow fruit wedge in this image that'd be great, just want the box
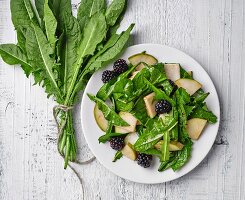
[155,140,184,151]
[164,63,180,81]
[128,53,158,69]
[121,143,137,160]
[115,112,137,133]
[124,132,139,145]
[143,92,157,118]
[175,78,202,95]
[94,104,108,131]
[129,71,140,80]
[186,118,207,140]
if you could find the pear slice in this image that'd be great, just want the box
[115,112,137,133]
[128,52,158,69]
[175,78,202,95]
[135,63,146,71]
[129,71,140,80]
[143,92,157,118]
[121,143,137,160]
[114,126,129,134]
[154,140,163,150]
[124,132,139,145]
[164,63,180,81]
[94,104,108,131]
[155,140,184,151]
[186,118,207,140]
[169,141,184,151]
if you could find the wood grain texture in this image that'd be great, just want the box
[0,0,244,199]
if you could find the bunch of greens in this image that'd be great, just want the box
[88,53,217,171]
[0,0,134,168]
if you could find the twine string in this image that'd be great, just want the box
[53,105,96,199]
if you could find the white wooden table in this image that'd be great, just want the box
[1,0,245,199]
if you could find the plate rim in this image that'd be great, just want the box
[81,43,220,184]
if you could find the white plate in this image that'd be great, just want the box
[81,44,220,184]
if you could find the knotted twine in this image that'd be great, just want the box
[53,105,96,199]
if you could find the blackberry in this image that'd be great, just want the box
[155,100,172,114]
[168,79,177,95]
[168,79,175,87]
[136,153,152,168]
[102,70,115,83]
[113,59,128,75]
[109,136,125,150]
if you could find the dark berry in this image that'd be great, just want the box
[155,100,172,114]
[109,136,125,150]
[113,59,128,75]
[136,153,152,168]
[102,70,115,83]
[168,79,178,96]
[168,79,175,87]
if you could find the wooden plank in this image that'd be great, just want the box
[0,1,18,199]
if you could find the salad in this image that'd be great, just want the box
[88,52,217,171]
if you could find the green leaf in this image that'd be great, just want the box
[60,13,81,94]
[51,0,73,31]
[43,0,58,51]
[83,24,134,76]
[113,94,134,112]
[141,148,162,157]
[25,25,62,101]
[136,125,145,136]
[123,64,167,102]
[144,78,176,105]
[35,0,45,20]
[190,106,217,123]
[98,132,124,143]
[184,105,196,117]
[170,124,179,141]
[96,63,136,101]
[64,12,107,105]
[77,0,106,31]
[10,0,39,28]
[160,132,170,162]
[16,28,27,53]
[0,44,30,66]
[113,151,123,162]
[175,88,190,104]
[0,44,32,77]
[87,94,129,126]
[98,122,114,143]
[172,139,192,171]
[158,153,178,172]
[149,63,167,82]
[192,90,209,104]
[112,79,133,96]
[107,0,127,37]
[134,119,177,152]
[160,107,178,127]
[105,0,126,26]
[56,32,64,62]
[85,33,121,71]
[127,68,151,99]
[176,105,188,142]
[180,66,193,79]
[159,79,173,96]
[131,95,150,125]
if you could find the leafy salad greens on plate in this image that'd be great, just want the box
[88,52,217,172]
